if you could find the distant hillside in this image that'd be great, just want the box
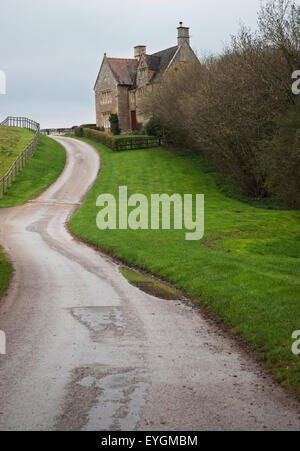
[0,126,34,178]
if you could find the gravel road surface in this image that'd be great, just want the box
[0,136,299,431]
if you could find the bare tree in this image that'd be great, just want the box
[140,0,300,203]
[258,0,300,71]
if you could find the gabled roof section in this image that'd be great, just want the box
[139,46,179,83]
[150,46,178,79]
[144,54,161,71]
[107,58,138,86]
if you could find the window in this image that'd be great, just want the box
[130,91,136,105]
[103,113,110,129]
[140,68,146,80]
[101,91,112,105]
[138,86,146,96]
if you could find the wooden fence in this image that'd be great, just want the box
[0,116,40,196]
[114,136,161,151]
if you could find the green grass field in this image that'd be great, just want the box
[0,134,66,207]
[0,126,34,178]
[69,137,300,396]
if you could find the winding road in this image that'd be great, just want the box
[0,137,299,431]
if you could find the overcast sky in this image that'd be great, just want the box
[0,0,265,128]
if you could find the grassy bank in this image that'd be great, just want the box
[0,246,12,299]
[69,137,300,396]
[0,126,34,178]
[0,135,66,207]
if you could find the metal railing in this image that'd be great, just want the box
[41,127,74,136]
[0,116,40,196]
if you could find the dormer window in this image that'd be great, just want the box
[140,68,146,80]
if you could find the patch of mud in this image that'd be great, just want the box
[55,366,148,431]
[70,307,126,340]
[132,281,181,300]
[119,267,183,301]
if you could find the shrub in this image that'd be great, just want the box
[131,129,147,136]
[78,127,161,151]
[109,114,121,135]
[84,124,105,132]
[145,117,163,137]
[261,96,300,208]
[74,126,84,137]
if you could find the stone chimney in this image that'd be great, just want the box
[177,22,190,47]
[134,45,146,60]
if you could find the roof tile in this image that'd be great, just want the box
[107,58,138,85]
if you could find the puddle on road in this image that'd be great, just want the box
[56,366,148,431]
[79,369,147,431]
[26,221,40,233]
[119,266,183,301]
[70,307,126,337]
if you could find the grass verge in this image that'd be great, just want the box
[0,247,12,299]
[69,137,300,397]
[0,135,66,207]
[0,126,34,178]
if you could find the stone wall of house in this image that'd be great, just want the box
[136,86,152,127]
[173,41,198,63]
[128,90,136,111]
[117,85,131,132]
[94,58,118,130]
[136,54,155,89]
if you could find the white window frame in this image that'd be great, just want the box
[101,91,112,105]
[103,113,110,129]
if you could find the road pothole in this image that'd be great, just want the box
[70,307,126,339]
[119,266,183,300]
[55,366,148,431]
[26,221,40,233]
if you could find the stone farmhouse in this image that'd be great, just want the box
[94,23,199,133]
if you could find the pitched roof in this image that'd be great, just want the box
[107,58,138,86]
[145,54,161,71]
[98,46,179,88]
[150,46,178,79]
